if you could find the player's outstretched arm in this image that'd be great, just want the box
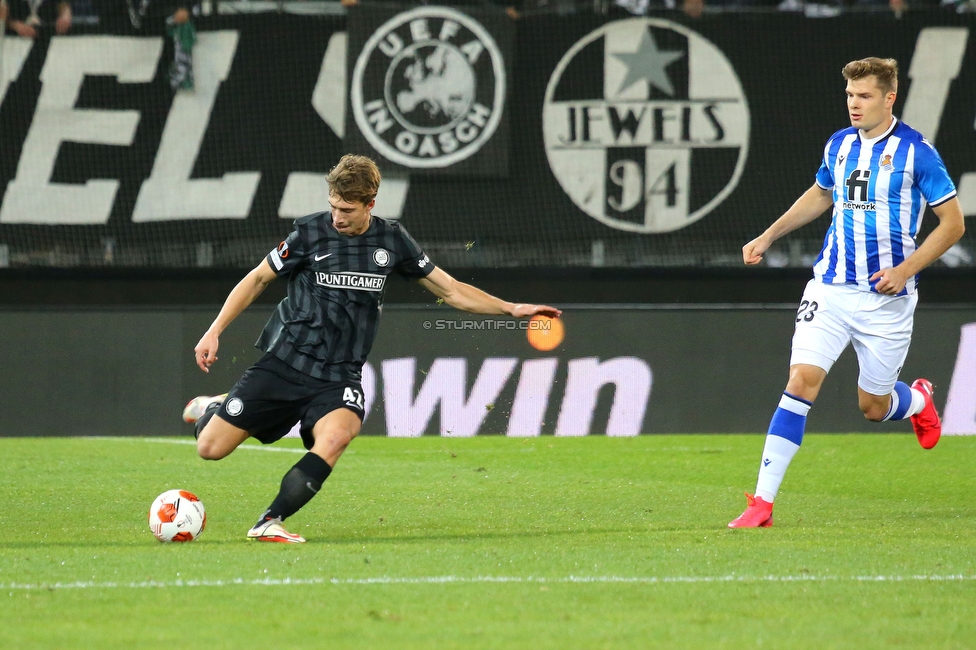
[871,197,965,295]
[743,184,833,265]
[418,267,561,318]
[194,259,277,372]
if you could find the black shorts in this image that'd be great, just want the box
[216,353,365,450]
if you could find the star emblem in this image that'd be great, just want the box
[611,29,684,97]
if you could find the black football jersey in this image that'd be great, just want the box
[256,212,434,381]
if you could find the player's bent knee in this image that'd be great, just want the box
[196,438,227,460]
[194,414,249,460]
[860,404,888,422]
[858,399,888,422]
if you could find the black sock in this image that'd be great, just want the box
[194,402,222,439]
[257,452,332,526]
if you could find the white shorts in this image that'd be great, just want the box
[790,280,917,396]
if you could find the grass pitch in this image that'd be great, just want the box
[2,434,975,649]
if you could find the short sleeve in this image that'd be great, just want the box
[815,139,834,190]
[266,226,307,276]
[815,160,833,190]
[394,224,435,279]
[914,139,957,207]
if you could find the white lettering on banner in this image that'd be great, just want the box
[383,357,518,437]
[555,357,652,437]
[133,32,259,222]
[350,6,506,169]
[506,358,559,437]
[943,322,976,435]
[900,27,976,217]
[314,31,347,139]
[0,26,971,225]
[280,171,410,221]
[287,357,653,437]
[0,37,33,106]
[362,361,377,416]
[543,19,749,234]
[901,28,968,143]
[0,37,162,225]
[280,31,411,220]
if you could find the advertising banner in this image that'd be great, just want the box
[344,4,513,176]
[0,12,975,268]
[1,306,973,437]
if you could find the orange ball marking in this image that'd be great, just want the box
[527,315,564,351]
[156,503,178,523]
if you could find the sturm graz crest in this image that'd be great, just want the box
[543,19,750,233]
[351,6,506,169]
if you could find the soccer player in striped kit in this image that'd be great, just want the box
[729,57,965,528]
[183,154,561,542]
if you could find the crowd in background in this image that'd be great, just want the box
[334,0,973,17]
[1,0,199,89]
[533,0,972,19]
[0,0,197,38]
[1,0,972,89]
[615,0,973,19]
[3,0,974,34]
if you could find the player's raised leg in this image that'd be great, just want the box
[860,381,940,448]
[183,394,228,444]
[850,300,940,448]
[183,394,227,424]
[729,364,824,529]
[196,412,250,461]
[909,379,942,449]
[247,407,361,543]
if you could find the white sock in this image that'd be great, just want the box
[755,435,801,503]
[883,382,927,421]
[754,394,811,503]
[907,388,926,417]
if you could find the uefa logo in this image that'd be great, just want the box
[351,6,506,168]
[543,19,750,233]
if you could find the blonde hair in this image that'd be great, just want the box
[326,154,382,206]
[842,58,898,96]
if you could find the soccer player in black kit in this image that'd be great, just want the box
[182,154,562,543]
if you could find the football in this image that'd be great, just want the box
[148,490,207,542]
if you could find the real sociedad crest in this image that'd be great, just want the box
[351,6,506,169]
[543,19,750,233]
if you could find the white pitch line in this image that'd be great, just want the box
[83,437,305,454]
[76,438,737,458]
[3,574,975,591]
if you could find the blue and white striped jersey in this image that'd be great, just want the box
[812,117,956,295]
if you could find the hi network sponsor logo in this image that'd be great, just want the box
[543,19,750,233]
[315,272,387,292]
[350,6,506,169]
[843,201,877,211]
